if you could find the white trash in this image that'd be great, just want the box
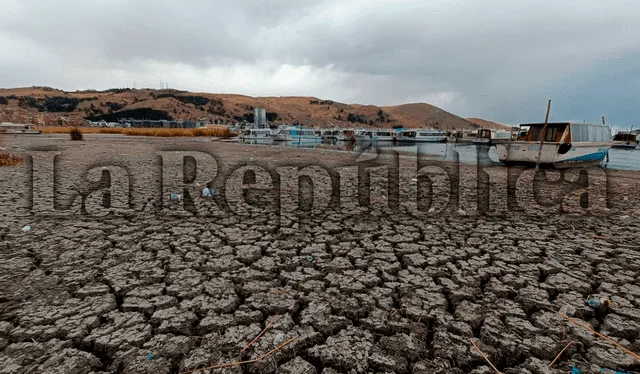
[202,187,214,198]
[21,225,31,232]
[169,193,182,201]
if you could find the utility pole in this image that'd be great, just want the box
[535,99,552,172]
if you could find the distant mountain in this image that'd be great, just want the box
[0,86,479,129]
[465,117,512,130]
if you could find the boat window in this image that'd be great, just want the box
[580,125,589,142]
[589,126,597,142]
[571,125,581,142]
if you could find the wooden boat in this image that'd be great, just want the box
[495,122,613,168]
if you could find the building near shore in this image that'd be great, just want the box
[254,108,267,129]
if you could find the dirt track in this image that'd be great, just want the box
[1,135,639,374]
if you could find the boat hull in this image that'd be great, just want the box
[1,130,42,134]
[402,136,447,143]
[355,135,396,142]
[611,143,637,149]
[271,134,321,142]
[496,142,611,168]
[240,136,271,142]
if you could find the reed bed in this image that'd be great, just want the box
[37,126,237,138]
[0,151,23,166]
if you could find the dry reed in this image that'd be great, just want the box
[549,308,640,362]
[241,315,279,353]
[549,340,574,367]
[0,151,23,166]
[179,337,297,374]
[469,338,501,374]
[37,126,236,138]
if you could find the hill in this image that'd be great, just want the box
[0,86,483,129]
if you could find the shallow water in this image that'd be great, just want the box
[245,139,640,171]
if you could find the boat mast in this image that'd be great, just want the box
[535,99,552,172]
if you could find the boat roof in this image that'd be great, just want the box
[519,122,609,127]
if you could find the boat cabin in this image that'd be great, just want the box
[612,132,638,143]
[517,122,611,143]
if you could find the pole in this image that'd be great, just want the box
[535,99,552,172]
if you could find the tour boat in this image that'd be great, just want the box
[399,129,447,143]
[239,128,273,142]
[354,129,397,142]
[270,126,322,142]
[0,123,42,134]
[495,122,613,168]
[323,128,356,142]
[472,129,514,145]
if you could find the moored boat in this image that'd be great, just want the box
[495,122,613,168]
[611,131,638,149]
[354,129,397,142]
[239,128,273,142]
[472,129,513,145]
[0,123,42,134]
[270,126,322,142]
[399,129,447,142]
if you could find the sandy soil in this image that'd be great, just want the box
[0,134,639,374]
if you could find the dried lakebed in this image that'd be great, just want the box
[0,135,639,374]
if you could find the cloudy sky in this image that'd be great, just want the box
[1,0,639,127]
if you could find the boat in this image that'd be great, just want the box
[354,129,397,142]
[270,126,322,142]
[472,129,514,145]
[449,130,477,144]
[399,129,447,143]
[611,131,638,149]
[239,128,273,142]
[495,122,613,168]
[323,128,356,142]
[0,123,42,134]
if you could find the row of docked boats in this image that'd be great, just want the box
[240,121,638,168]
[240,126,448,143]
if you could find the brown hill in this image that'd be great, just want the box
[465,117,512,130]
[0,86,477,129]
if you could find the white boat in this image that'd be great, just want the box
[399,129,447,143]
[354,129,397,142]
[0,123,42,134]
[495,122,613,168]
[611,131,638,149]
[323,128,356,142]
[240,128,273,142]
[271,126,322,142]
[472,129,514,145]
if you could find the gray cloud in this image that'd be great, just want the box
[1,0,639,125]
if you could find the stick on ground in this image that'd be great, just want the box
[469,338,501,374]
[549,340,574,367]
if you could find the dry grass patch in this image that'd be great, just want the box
[0,151,23,166]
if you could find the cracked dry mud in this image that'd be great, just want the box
[1,135,640,374]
